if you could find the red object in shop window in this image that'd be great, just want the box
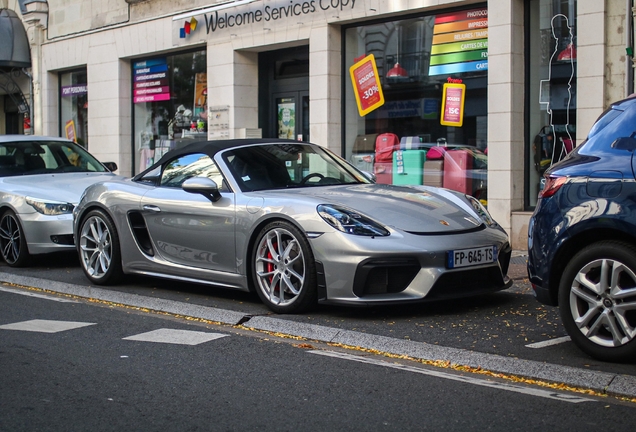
[375,133,399,163]
[386,62,409,78]
[443,149,473,194]
[373,162,393,184]
[557,43,576,61]
[426,147,446,160]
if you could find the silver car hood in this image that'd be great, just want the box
[0,173,121,204]
[268,184,485,233]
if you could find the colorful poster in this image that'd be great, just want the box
[349,54,385,116]
[440,83,466,127]
[277,99,295,139]
[429,8,488,76]
[193,73,207,120]
[65,119,77,142]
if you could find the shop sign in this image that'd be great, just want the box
[440,83,466,127]
[172,0,359,44]
[61,85,87,97]
[429,7,488,76]
[208,105,230,140]
[349,54,384,117]
[133,58,171,103]
[370,99,438,120]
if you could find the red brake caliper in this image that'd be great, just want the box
[267,241,277,295]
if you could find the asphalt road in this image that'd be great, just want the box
[2,287,636,431]
[0,251,635,400]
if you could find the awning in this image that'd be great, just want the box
[0,8,31,68]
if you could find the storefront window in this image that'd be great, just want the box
[60,70,88,147]
[344,6,489,203]
[527,0,577,207]
[133,50,207,173]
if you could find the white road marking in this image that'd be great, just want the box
[309,350,594,403]
[123,328,228,345]
[526,336,571,349]
[0,319,96,333]
[0,286,76,302]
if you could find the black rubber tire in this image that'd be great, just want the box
[252,220,317,314]
[77,209,123,285]
[558,240,636,362]
[0,210,30,267]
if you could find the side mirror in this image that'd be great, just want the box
[361,171,376,183]
[182,177,222,202]
[103,162,118,172]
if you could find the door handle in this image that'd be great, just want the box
[143,205,161,212]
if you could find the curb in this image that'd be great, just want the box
[2,272,635,400]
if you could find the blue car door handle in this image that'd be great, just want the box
[143,205,161,212]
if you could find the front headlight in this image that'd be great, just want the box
[317,204,390,236]
[26,197,74,215]
[466,195,495,227]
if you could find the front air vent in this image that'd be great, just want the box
[127,211,154,256]
[352,257,420,297]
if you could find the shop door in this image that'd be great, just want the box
[274,91,309,141]
[5,112,20,134]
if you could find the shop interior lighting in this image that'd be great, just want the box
[386,25,408,78]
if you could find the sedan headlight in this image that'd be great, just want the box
[317,205,390,236]
[26,197,74,215]
[466,195,495,227]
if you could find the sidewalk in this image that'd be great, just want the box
[509,250,528,281]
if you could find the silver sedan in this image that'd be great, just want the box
[0,135,121,266]
[73,139,512,313]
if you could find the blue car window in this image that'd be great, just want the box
[588,108,622,139]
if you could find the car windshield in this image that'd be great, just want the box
[223,143,370,191]
[0,140,107,176]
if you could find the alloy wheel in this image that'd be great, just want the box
[0,213,22,265]
[79,215,113,279]
[569,258,636,348]
[255,227,306,307]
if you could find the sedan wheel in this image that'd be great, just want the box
[78,210,123,285]
[253,221,317,313]
[559,241,636,362]
[0,210,30,267]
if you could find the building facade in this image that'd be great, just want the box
[0,0,632,249]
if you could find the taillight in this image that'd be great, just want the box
[539,175,567,198]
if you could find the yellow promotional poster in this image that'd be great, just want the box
[440,83,466,127]
[349,54,385,116]
[65,119,77,142]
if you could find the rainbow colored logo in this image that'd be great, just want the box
[179,17,198,38]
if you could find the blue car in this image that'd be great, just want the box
[528,96,636,362]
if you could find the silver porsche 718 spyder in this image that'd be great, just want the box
[0,135,120,267]
[73,139,512,313]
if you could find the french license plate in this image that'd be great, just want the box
[447,245,497,269]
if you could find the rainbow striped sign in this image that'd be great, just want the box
[429,8,488,76]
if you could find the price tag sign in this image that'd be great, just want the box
[349,54,385,116]
[440,83,466,126]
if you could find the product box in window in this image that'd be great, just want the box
[350,153,375,173]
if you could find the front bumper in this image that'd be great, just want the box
[310,226,512,305]
[20,212,75,255]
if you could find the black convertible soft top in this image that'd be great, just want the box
[133,138,307,180]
